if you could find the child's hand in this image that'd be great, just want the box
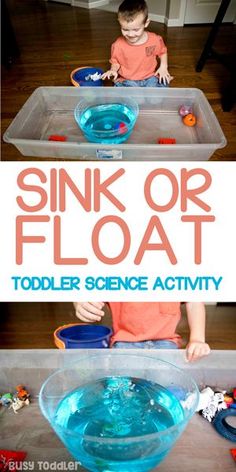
[73,302,105,323]
[186,341,211,362]
[102,70,119,81]
[155,66,173,85]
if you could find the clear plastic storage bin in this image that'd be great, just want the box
[3,87,226,160]
[0,350,235,472]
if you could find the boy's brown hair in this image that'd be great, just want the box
[118,0,148,23]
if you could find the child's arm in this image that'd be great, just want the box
[155,53,173,85]
[185,302,210,362]
[73,302,106,322]
[102,63,120,81]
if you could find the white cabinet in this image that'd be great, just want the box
[184,0,236,24]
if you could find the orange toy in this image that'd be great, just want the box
[158,138,176,145]
[224,394,234,406]
[231,449,236,462]
[16,385,30,401]
[48,134,67,142]
[183,113,196,127]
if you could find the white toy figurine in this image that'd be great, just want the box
[85,72,102,82]
[9,397,30,414]
[197,387,227,422]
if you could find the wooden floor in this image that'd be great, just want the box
[1,302,236,349]
[1,0,236,161]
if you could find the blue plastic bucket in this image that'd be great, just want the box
[71,67,104,87]
[54,323,112,349]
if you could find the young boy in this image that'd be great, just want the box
[102,0,173,87]
[73,302,210,362]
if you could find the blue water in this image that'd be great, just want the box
[77,103,137,144]
[54,376,184,472]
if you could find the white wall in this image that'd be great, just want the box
[75,0,169,18]
[70,0,183,24]
[71,0,185,25]
[147,0,166,17]
[167,0,181,19]
[72,0,108,8]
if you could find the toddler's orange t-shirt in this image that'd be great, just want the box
[108,302,182,346]
[110,32,167,81]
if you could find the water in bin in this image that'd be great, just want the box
[74,96,139,144]
[39,353,199,471]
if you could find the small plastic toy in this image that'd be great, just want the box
[9,397,30,414]
[15,385,30,401]
[182,113,197,126]
[158,138,176,144]
[118,122,128,134]
[114,122,128,134]
[183,113,197,127]
[85,72,102,82]
[48,135,67,142]
[231,449,236,462]
[213,409,236,442]
[224,394,234,406]
[0,393,13,406]
[0,387,30,414]
[196,386,214,412]
[0,450,27,472]
[179,105,193,117]
[198,388,227,422]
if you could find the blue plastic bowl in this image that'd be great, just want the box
[39,354,199,472]
[54,324,112,349]
[71,67,104,87]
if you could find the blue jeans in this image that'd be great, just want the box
[113,340,178,349]
[114,76,168,88]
